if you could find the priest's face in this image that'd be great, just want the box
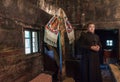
[87,24,95,33]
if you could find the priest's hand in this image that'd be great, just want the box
[90,45,100,52]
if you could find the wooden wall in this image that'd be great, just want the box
[1,0,120,81]
[0,0,51,82]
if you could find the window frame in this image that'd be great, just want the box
[24,28,40,55]
[106,40,113,46]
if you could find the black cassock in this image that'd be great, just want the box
[79,32,102,82]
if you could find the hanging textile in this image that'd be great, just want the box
[44,8,75,47]
[64,18,75,44]
[44,15,59,47]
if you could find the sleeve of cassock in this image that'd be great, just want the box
[79,32,91,50]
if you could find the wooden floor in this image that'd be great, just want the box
[63,68,114,82]
[102,69,114,82]
[29,73,52,82]
[29,65,115,82]
[63,77,75,82]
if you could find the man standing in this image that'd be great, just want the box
[79,22,102,82]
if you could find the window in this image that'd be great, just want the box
[106,40,113,46]
[32,32,38,53]
[25,31,31,54]
[24,29,39,54]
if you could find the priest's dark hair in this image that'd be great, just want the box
[86,21,95,28]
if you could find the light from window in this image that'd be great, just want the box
[32,32,38,53]
[106,40,113,46]
[24,30,39,54]
[25,31,31,54]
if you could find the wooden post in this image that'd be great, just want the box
[58,9,66,81]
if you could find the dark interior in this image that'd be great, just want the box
[96,29,119,64]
